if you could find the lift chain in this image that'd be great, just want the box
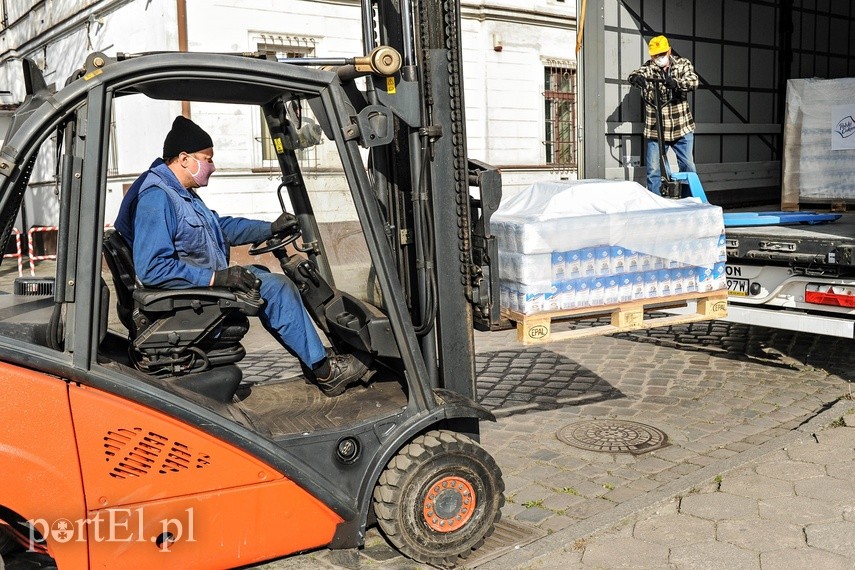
[442,0,475,298]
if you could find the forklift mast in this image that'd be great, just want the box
[363,0,503,399]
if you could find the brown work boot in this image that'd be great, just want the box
[314,354,368,397]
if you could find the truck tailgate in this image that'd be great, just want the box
[725,213,855,272]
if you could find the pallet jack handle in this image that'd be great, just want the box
[647,76,682,199]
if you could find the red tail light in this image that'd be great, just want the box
[805,284,855,307]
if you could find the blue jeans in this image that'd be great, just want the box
[646,132,696,195]
[247,265,327,367]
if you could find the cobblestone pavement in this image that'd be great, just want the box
[12,218,853,569]
[251,317,855,569]
[488,404,855,570]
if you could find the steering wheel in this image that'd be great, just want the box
[248,224,302,255]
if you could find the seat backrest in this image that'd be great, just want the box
[102,229,136,331]
[100,230,248,399]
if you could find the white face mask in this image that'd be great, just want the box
[654,55,669,68]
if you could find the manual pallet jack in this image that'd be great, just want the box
[643,77,840,228]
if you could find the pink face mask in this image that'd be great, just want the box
[186,155,216,187]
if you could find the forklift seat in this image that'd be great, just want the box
[102,229,263,402]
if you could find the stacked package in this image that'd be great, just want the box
[782,78,855,204]
[494,180,726,315]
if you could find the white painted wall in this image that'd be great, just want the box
[1,0,575,224]
[461,0,577,197]
[0,0,178,225]
[0,1,176,104]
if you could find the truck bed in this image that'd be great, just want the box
[725,212,855,274]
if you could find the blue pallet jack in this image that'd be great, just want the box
[671,172,842,228]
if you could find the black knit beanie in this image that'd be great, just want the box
[162,116,214,159]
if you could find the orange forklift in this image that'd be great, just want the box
[0,0,505,567]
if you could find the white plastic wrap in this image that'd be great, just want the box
[496,180,726,315]
[782,78,855,204]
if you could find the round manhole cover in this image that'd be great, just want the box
[557,420,668,455]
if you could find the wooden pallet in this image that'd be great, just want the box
[782,200,850,212]
[503,291,728,345]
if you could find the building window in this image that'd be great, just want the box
[544,64,577,169]
[254,36,319,169]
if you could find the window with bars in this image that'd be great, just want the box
[255,38,319,168]
[544,65,577,169]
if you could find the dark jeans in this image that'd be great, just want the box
[646,132,696,194]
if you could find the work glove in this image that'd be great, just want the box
[629,74,647,89]
[663,75,678,91]
[212,266,261,293]
[271,211,299,235]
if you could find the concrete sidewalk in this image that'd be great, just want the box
[250,319,855,570]
[482,400,855,570]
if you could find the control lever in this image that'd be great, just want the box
[279,255,335,331]
[232,286,265,316]
[298,261,321,287]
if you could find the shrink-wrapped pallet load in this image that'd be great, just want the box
[782,78,855,207]
[494,180,726,315]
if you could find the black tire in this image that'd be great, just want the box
[372,430,505,567]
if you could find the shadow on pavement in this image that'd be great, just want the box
[476,347,624,417]
[607,317,855,385]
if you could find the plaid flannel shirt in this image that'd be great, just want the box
[628,56,699,141]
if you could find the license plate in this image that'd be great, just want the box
[728,278,749,296]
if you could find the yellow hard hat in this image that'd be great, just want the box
[648,35,670,56]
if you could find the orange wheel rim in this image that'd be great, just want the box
[422,475,476,532]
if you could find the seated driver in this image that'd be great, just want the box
[114,115,367,396]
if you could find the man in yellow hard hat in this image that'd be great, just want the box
[627,35,699,195]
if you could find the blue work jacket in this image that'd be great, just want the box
[114,159,272,288]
